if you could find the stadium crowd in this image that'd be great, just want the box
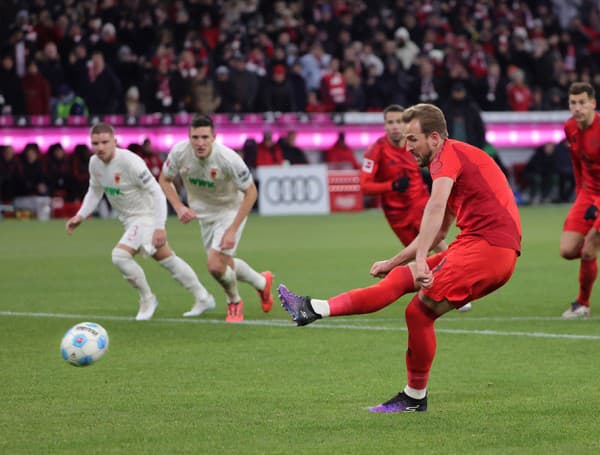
[1,0,600,117]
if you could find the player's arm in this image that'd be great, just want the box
[136,163,167,248]
[360,147,392,194]
[66,185,103,234]
[158,171,196,224]
[414,176,454,288]
[220,181,257,250]
[370,207,454,277]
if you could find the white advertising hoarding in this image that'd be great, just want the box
[256,164,330,215]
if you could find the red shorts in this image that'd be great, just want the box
[422,237,518,307]
[564,192,596,234]
[386,209,424,246]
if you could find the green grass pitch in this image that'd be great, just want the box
[1,206,600,454]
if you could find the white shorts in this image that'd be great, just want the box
[199,211,247,256]
[118,220,156,258]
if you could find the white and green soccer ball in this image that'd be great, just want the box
[60,322,109,367]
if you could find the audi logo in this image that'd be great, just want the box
[264,176,325,204]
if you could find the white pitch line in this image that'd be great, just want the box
[1,311,599,340]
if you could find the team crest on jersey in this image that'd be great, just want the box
[114,172,121,184]
[210,167,218,179]
[362,158,374,173]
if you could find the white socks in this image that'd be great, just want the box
[310,299,331,317]
[233,258,266,290]
[158,254,211,302]
[111,248,153,301]
[404,385,427,400]
[216,265,241,303]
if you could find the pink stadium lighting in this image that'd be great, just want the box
[0,124,566,152]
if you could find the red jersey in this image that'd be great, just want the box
[360,135,429,214]
[256,142,284,166]
[430,139,521,252]
[564,112,600,195]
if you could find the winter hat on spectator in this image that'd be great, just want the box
[216,65,229,75]
[395,27,410,41]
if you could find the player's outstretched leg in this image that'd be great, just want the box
[369,391,427,413]
[278,284,321,326]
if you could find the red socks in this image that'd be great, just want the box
[328,266,416,316]
[578,258,597,307]
[405,295,439,390]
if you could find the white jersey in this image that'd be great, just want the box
[85,148,163,225]
[162,140,253,221]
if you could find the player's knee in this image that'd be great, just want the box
[207,261,225,277]
[112,248,133,267]
[559,246,579,260]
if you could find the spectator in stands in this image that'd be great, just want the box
[256,131,284,167]
[299,42,331,92]
[124,86,145,117]
[415,56,440,104]
[288,60,308,112]
[186,63,221,115]
[262,64,296,112]
[394,27,419,72]
[0,53,25,115]
[53,83,88,120]
[442,81,487,149]
[0,145,22,203]
[214,65,235,113]
[36,41,65,112]
[320,58,346,112]
[45,142,75,201]
[279,131,308,165]
[506,66,533,112]
[65,43,90,97]
[86,51,122,115]
[343,64,366,111]
[229,53,260,113]
[475,61,509,111]
[522,142,559,204]
[324,132,360,170]
[14,143,51,220]
[70,143,91,201]
[22,60,51,115]
[147,58,180,114]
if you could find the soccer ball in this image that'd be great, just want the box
[60,322,109,367]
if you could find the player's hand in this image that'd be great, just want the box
[175,205,196,224]
[65,215,83,234]
[370,260,394,278]
[219,227,236,251]
[152,228,167,249]
[584,204,598,221]
[391,175,409,193]
[414,257,433,289]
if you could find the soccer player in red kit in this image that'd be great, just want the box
[360,104,472,310]
[278,103,521,412]
[360,104,446,251]
[560,82,600,319]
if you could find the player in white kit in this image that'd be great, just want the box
[159,114,274,322]
[66,123,215,320]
